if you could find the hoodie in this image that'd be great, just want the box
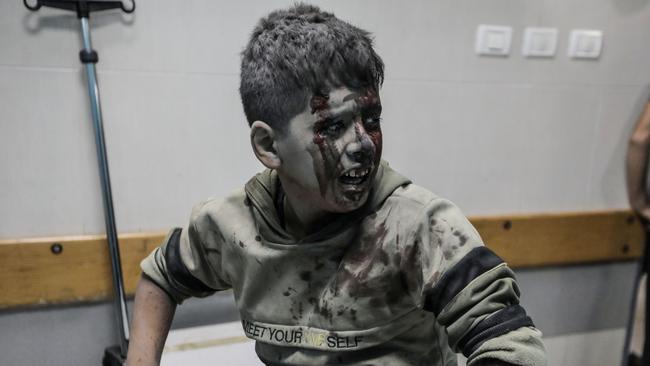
[141,161,546,365]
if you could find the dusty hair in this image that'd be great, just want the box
[239,3,384,133]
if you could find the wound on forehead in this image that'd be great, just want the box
[310,93,330,115]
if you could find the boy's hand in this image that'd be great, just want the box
[126,275,177,366]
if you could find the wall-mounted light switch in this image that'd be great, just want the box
[475,25,512,56]
[568,30,603,59]
[522,27,558,57]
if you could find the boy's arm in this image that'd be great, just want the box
[139,201,232,304]
[410,198,546,365]
[626,99,650,224]
[131,200,232,363]
[126,275,177,366]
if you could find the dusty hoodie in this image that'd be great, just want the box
[141,161,546,365]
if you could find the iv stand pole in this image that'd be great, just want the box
[24,1,136,364]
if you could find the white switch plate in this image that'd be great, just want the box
[568,30,603,59]
[475,25,512,56]
[522,27,558,57]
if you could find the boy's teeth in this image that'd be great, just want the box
[344,168,369,178]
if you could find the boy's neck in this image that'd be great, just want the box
[278,178,334,239]
[282,193,335,239]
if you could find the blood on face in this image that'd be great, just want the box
[308,87,383,204]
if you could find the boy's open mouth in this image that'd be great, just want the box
[339,167,371,185]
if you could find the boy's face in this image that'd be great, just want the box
[276,86,383,213]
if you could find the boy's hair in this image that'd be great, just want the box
[240,3,384,134]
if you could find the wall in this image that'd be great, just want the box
[1,0,649,364]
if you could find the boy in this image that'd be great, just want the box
[127,4,546,366]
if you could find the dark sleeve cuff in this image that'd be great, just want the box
[164,228,217,294]
[459,305,535,357]
[423,246,504,316]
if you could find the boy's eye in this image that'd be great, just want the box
[323,120,345,135]
[364,116,382,130]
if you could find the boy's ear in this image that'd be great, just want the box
[250,121,281,169]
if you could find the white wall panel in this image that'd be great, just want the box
[587,85,649,210]
[99,71,260,233]
[451,83,530,214]
[380,80,461,200]
[0,1,80,69]
[518,85,601,212]
[0,68,103,237]
[1,2,650,232]
[0,66,261,237]
[327,0,464,82]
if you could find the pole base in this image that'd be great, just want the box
[102,345,126,366]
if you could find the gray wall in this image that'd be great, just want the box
[1,0,650,364]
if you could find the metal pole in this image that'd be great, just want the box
[80,16,130,358]
[622,260,642,366]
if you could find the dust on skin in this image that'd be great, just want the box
[309,90,337,197]
[308,87,382,205]
[355,88,383,166]
[311,118,340,197]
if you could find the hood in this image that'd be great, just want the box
[244,160,411,245]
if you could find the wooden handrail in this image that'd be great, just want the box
[0,209,643,309]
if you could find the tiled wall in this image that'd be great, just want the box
[2,0,649,238]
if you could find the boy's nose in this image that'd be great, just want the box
[344,121,374,164]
